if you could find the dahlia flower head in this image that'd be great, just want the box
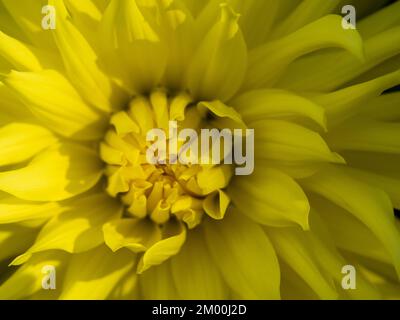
[0,0,399,300]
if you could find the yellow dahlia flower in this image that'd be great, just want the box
[0,0,399,300]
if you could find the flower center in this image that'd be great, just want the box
[100,88,235,228]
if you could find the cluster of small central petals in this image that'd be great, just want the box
[100,88,233,228]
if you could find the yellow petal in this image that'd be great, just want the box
[0,195,60,224]
[280,261,319,300]
[11,194,122,265]
[312,70,400,127]
[231,89,327,131]
[0,1,27,42]
[1,0,56,49]
[182,0,206,17]
[361,92,400,121]
[305,216,382,300]
[169,92,192,121]
[171,228,228,299]
[4,70,107,140]
[59,245,136,300]
[342,151,400,181]
[99,0,167,93]
[0,31,42,71]
[186,3,247,102]
[109,269,139,300]
[63,0,103,47]
[0,224,38,262]
[140,261,179,299]
[358,0,400,39]
[196,165,233,195]
[311,194,392,264]
[229,168,310,229]
[0,82,33,124]
[301,165,400,278]
[159,2,196,90]
[266,227,338,300]
[198,100,245,127]
[49,0,125,112]
[150,88,170,131]
[0,251,68,300]
[204,209,280,299]
[203,189,230,220]
[280,26,400,91]
[0,123,56,166]
[341,152,400,208]
[252,120,344,164]
[245,15,363,89]
[229,0,279,48]
[103,218,161,253]
[345,153,400,209]
[327,119,400,154]
[270,0,341,39]
[0,143,103,201]
[137,219,186,274]
[110,111,140,135]
[128,96,156,135]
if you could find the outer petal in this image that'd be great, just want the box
[228,168,310,229]
[280,26,400,91]
[139,261,179,299]
[361,92,400,121]
[0,195,60,224]
[49,0,126,112]
[327,119,400,154]
[186,4,247,102]
[171,228,228,299]
[342,152,400,208]
[0,251,68,300]
[0,224,38,262]
[311,194,392,264]
[0,31,42,71]
[270,0,341,39]
[137,220,186,274]
[4,70,107,140]
[229,0,279,48]
[358,1,400,39]
[1,0,56,49]
[0,123,56,166]
[204,209,280,299]
[11,193,122,265]
[108,270,139,300]
[310,70,400,127]
[103,218,161,253]
[245,15,363,89]
[59,245,135,300]
[0,143,103,201]
[0,82,33,125]
[252,120,344,164]
[99,0,167,93]
[301,165,400,278]
[305,213,382,300]
[266,227,338,300]
[231,89,327,131]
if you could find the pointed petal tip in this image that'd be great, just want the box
[9,252,31,266]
